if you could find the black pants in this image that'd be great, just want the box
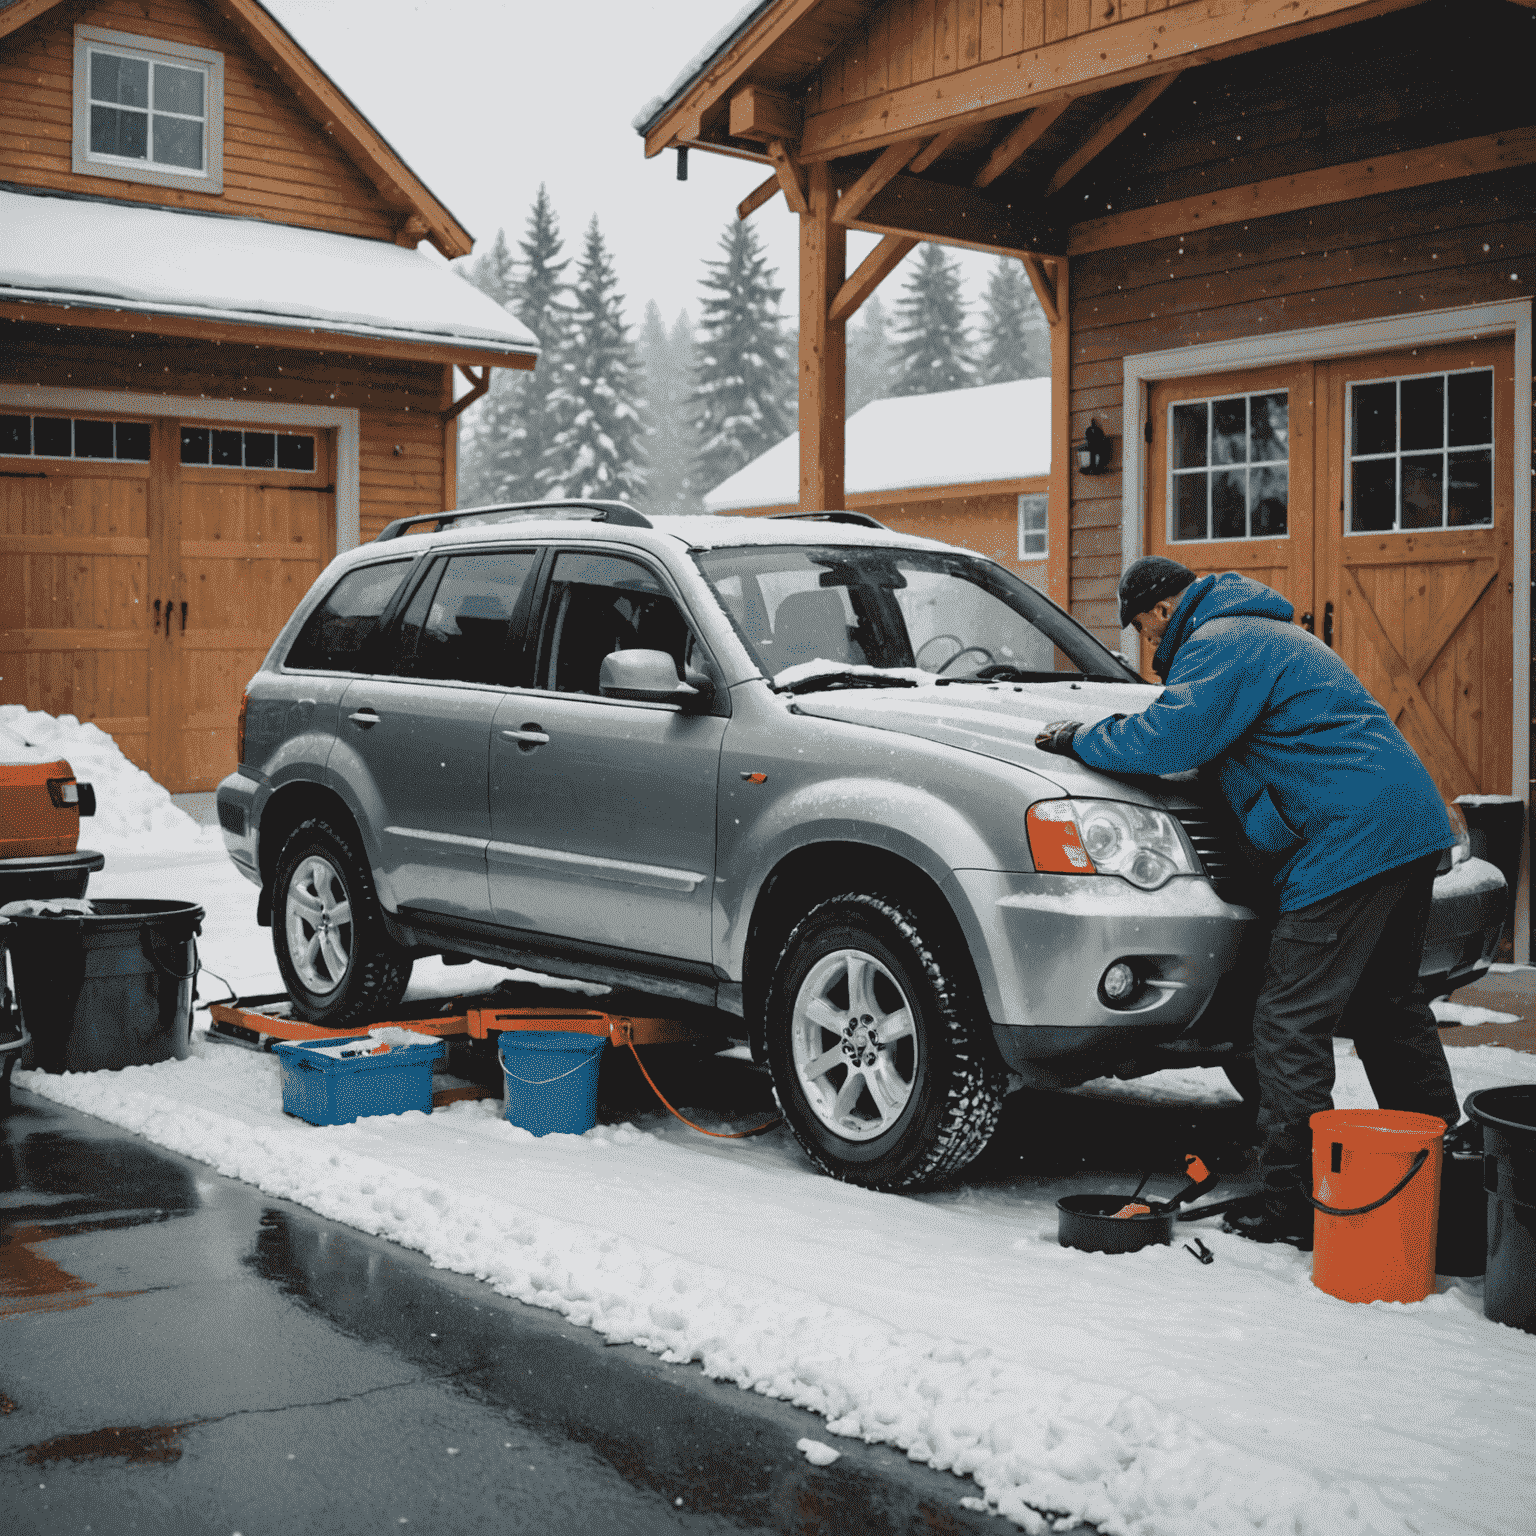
[1251,852,1460,1201]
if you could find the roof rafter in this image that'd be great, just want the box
[834,138,925,226]
[1044,71,1183,197]
[974,100,1072,189]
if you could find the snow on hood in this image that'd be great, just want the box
[792,679,1195,803]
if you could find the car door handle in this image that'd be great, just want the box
[501,726,549,749]
[348,709,381,727]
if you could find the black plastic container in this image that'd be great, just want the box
[0,850,104,906]
[1466,1085,1536,1333]
[1436,1143,1488,1277]
[1058,1193,1176,1253]
[2,899,203,1073]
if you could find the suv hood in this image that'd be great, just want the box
[794,680,1196,806]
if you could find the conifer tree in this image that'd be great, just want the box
[978,258,1050,383]
[889,243,975,397]
[846,293,894,414]
[536,216,646,501]
[464,226,515,309]
[637,303,702,516]
[690,219,794,495]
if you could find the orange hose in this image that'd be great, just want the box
[625,1039,782,1139]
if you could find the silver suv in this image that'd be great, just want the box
[217,503,1506,1188]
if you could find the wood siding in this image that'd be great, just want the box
[0,0,400,242]
[0,320,451,540]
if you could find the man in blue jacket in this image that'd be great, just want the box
[1036,557,1461,1247]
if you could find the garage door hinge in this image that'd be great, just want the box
[1144,418,1153,444]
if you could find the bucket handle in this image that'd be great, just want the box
[502,1058,598,1088]
[1307,1147,1429,1217]
[142,931,200,984]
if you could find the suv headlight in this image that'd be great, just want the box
[1027,799,1200,891]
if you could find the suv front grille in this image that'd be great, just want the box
[1169,807,1244,898]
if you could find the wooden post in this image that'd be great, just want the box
[1046,258,1070,613]
[441,364,458,510]
[799,160,846,511]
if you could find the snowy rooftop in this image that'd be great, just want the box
[0,189,539,359]
[703,377,1051,512]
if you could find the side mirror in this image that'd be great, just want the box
[598,649,714,709]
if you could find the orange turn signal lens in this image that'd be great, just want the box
[1027,801,1096,874]
[236,689,249,766]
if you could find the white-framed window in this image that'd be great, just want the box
[1167,390,1289,542]
[1017,493,1049,560]
[1346,367,1494,533]
[73,26,224,194]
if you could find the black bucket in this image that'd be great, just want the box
[1467,1085,1536,1333]
[1058,1194,1175,1253]
[2,899,204,1073]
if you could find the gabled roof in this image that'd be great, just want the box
[0,0,473,258]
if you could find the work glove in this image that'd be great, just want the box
[1035,719,1083,756]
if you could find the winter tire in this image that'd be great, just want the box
[272,817,411,1028]
[763,892,1005,1190]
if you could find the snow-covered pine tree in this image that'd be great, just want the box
[846,293,894,414]
[690,219,794,495]
[536,216,646,502]
[463,226,515,309]
[637,303,702,516]
[978,258,1050,383]
[889,242,975,397]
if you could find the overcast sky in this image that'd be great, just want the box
[268,0,995,330]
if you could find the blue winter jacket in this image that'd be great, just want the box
[1070,572,1450,911]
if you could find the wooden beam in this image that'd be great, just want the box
[829,236,917,326]
[394,213,429,249]
[0,300,539,372]
[798,0,1427,161]
[729,85,802,144]
[1068,122,1536,255]
[1046,258,1071,613]
[799,161,846,512]
[1020,255,1060,327]
[848,174,1062,263]
[909,130,964,174]
[737,172,781,221]
[0,0,59,40]
[767,140,809,216]
[442,366,491,424]
[834,139,925,226]
[1045,72,1183,197]
[974,101,1072,189]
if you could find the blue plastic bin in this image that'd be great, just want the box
[273,1034,445,1126]
[499,1029,605,1136]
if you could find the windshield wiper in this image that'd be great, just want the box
[774,667,921,695]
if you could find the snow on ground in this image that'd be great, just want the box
[1430,999,1522,1028]
[15,844,1536,1536]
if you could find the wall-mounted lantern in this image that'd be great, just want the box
[1077,419,1113,475]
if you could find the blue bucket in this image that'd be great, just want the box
[498,1030,605,1136]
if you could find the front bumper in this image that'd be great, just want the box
[946,869,1253,1063]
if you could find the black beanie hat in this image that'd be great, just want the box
[1118,556,1197,629]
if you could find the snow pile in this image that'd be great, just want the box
[797,1438,841,1467]
[1432,1000,1523,1028]
[772,661,934,691]
[0,706,213,854]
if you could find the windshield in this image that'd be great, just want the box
[693,544,1134,688]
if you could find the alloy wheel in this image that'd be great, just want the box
[284,854,353,996]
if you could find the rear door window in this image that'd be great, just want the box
[286,560,411,672]
[395,550,539,685]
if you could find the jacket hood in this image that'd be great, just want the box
[1152,572,1295,678]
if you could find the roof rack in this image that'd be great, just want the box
[764,510,889,530]
[374,500,652,542]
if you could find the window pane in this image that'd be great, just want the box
[1212,469,1246,538]
[1400,376,1443,452]
[243,432,275,470]
[90,51,120,102]
[115,422,151,461]
[92,51,148,107]
[1249,466,1288,537]
[152,114,203,170]
[276,434,315,472]
[1172,472,1207,541]
[1352,382,1396,457]
[0,416,29,455]
[180,427,210,464]
[1448,371,1492,447]
[91,103,147,159]
[1017,493,1048,557]
[1400,454,1444,529]
[72,420,114,459]
[153,63,203,116]
[1447,450,1493,527]
[1171,403,1207,469]
[409,553,538,685]
[1249,393,1288,463]
[1211,397,1246,465]
[543,552,686,695]
[33,417,71,457]
[1351,459,1396,532]
[286,561,412,672]
[211,430,242,467]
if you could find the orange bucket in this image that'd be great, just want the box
[1310,1109,1446,1304]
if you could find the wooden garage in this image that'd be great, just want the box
[638,0,1535,952]
[0,0,538,792]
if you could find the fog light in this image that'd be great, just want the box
[1101,962,1136,1002]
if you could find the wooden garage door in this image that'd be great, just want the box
[0,410,332,792]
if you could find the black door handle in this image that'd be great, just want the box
[1323,601,1334,648]
[180,600,188,633]
[153,599,161,633]
[1299,611,1314,633]
[164,596,172,642]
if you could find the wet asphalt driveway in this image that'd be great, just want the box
[1,1088,1020,1536]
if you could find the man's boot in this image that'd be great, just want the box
[1222,1191,1314,1250]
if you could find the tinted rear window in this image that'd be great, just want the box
[286,560,411,672]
